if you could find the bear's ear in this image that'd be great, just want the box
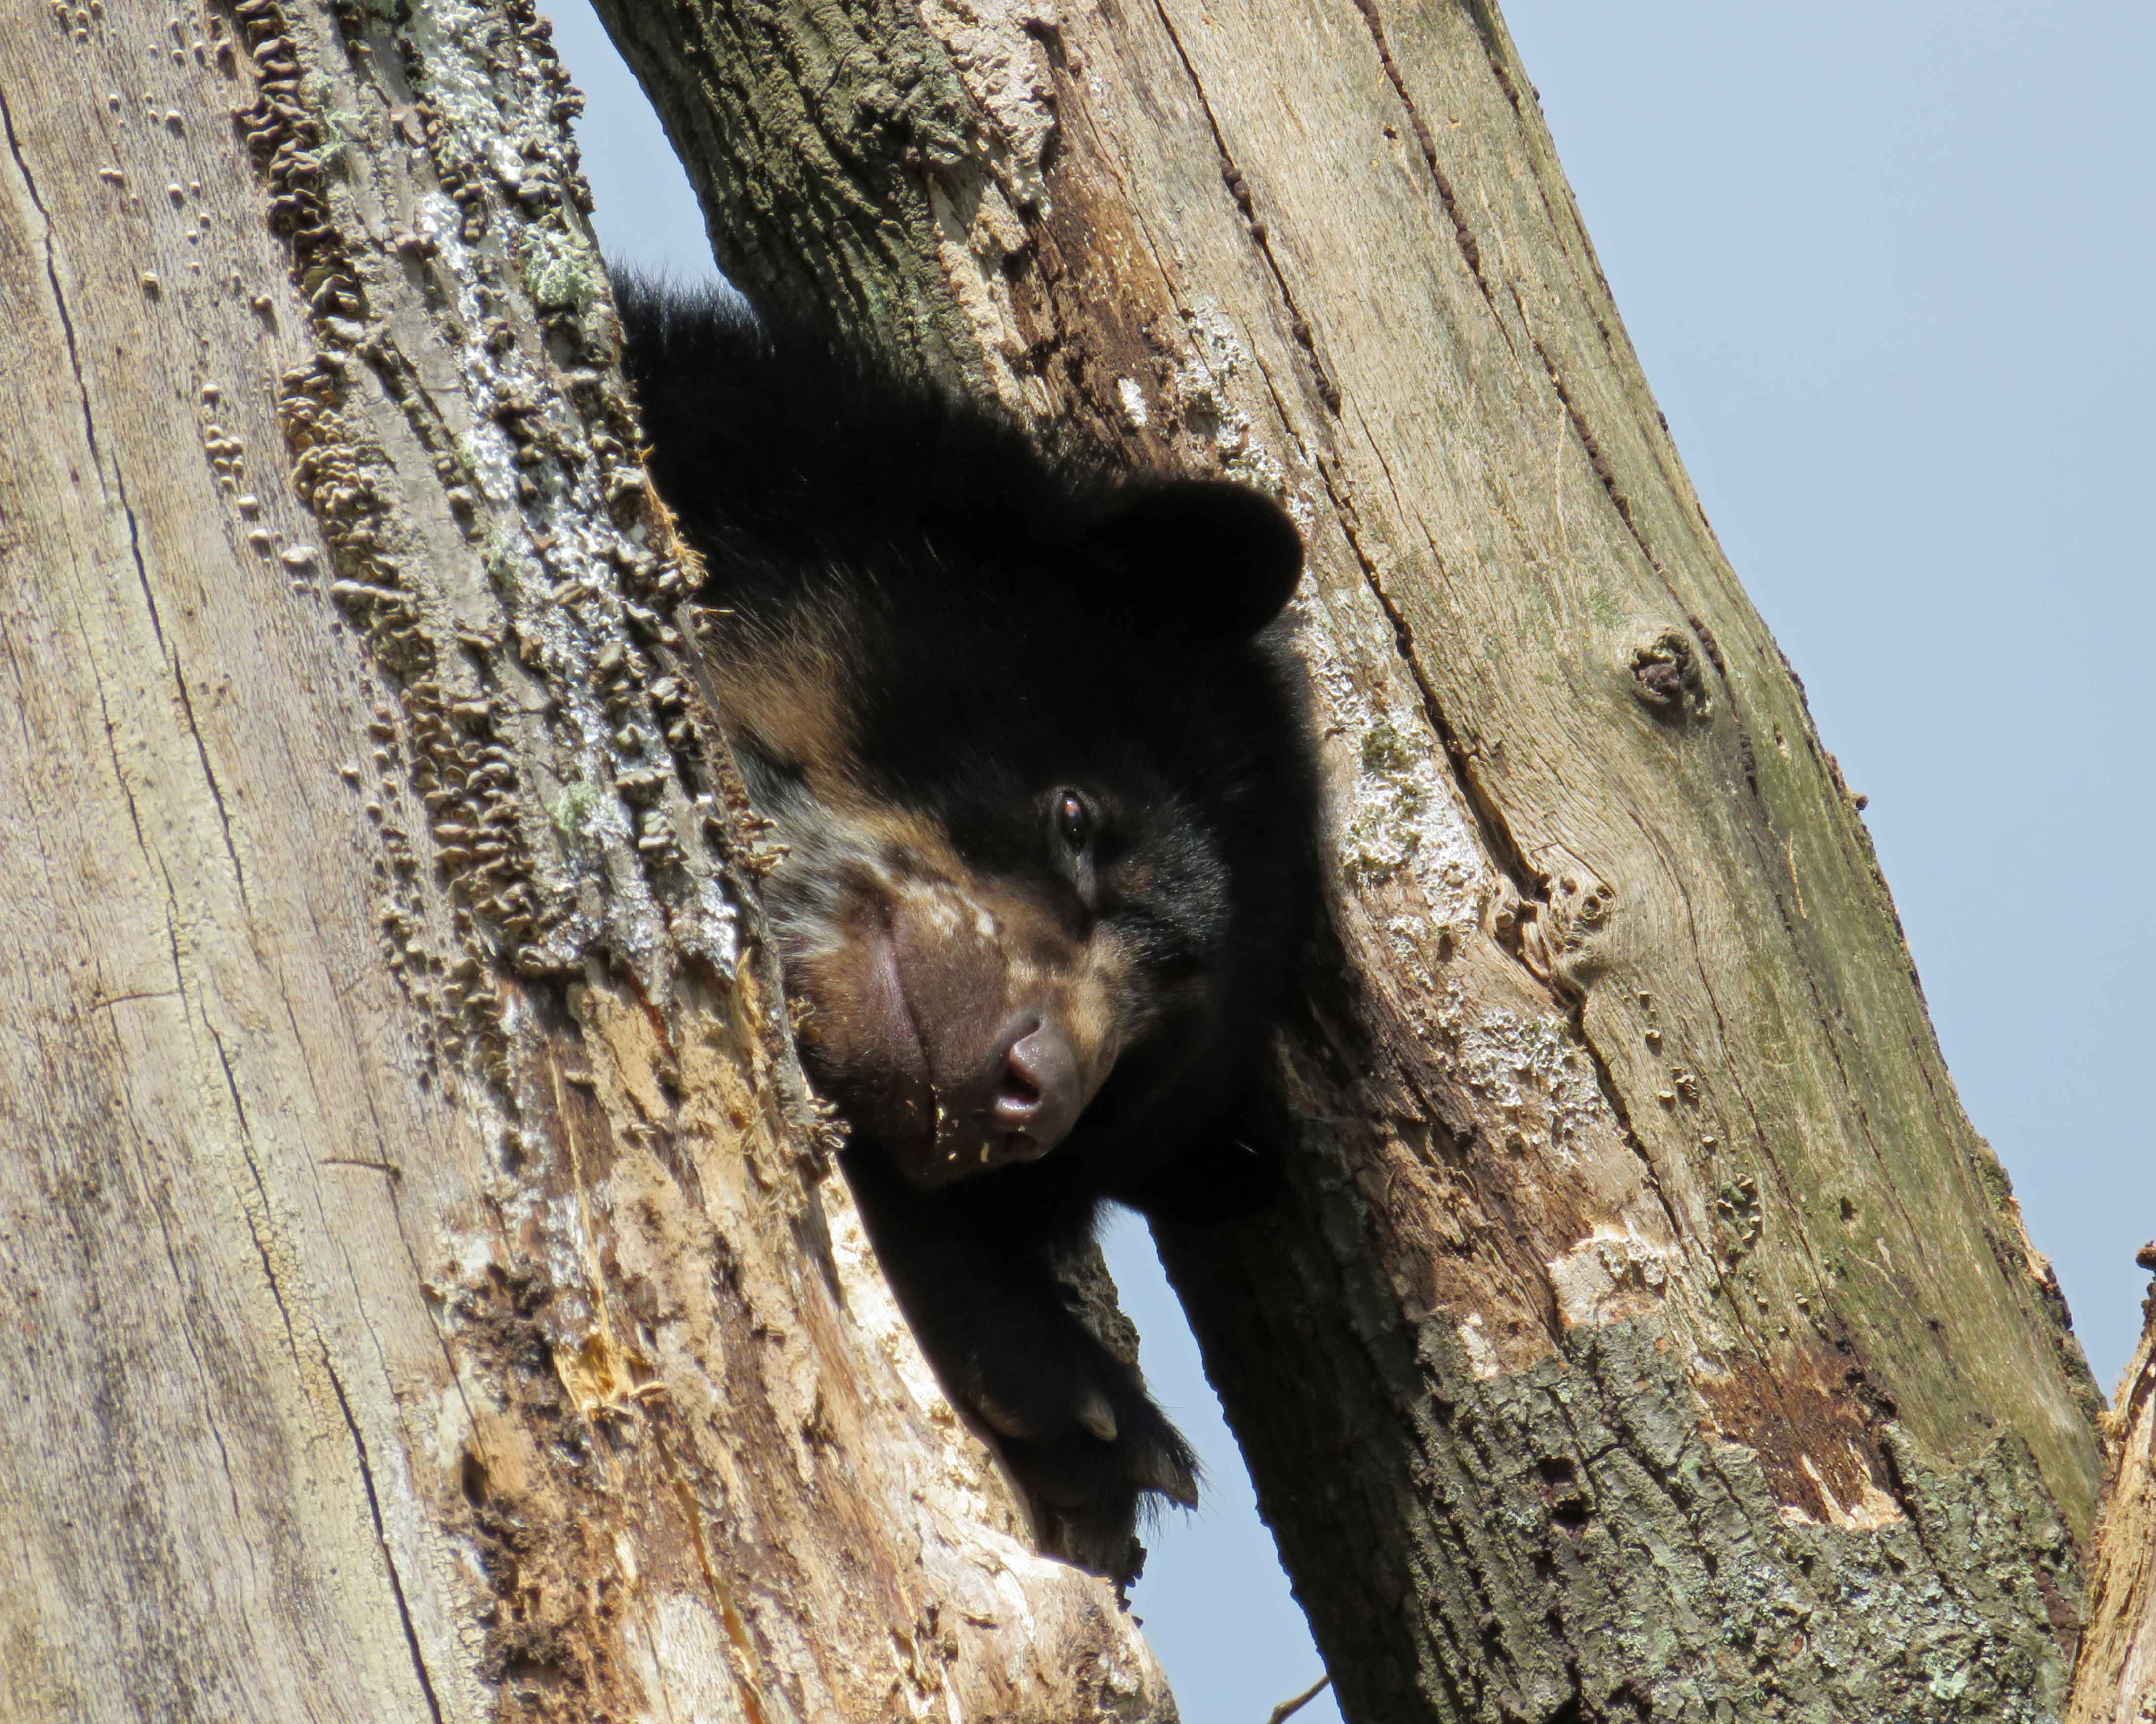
[1082,479,1304,641]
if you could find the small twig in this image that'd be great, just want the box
[1265,1672,1333,1724]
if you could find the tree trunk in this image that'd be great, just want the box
[0,2,1165,1719]
[588,0,2122,1718]
[2071,1257,2156,1723]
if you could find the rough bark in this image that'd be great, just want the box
[2070,1255,2156,1723]
[589,0,2116,1717]
[0,2,1166,1719]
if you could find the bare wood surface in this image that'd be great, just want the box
[2070,1257,2156,1724]
[592,0,2113,1715]
[0,1,1167,1718]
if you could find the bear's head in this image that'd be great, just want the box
[702,476,1318,1192]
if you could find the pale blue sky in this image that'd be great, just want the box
[541,1,2153,1716]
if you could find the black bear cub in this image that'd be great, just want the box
[617,277,1319,1579]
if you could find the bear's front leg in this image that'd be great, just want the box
[842,1151,1197,1581]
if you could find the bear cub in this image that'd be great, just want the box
[617,277,1319,1580]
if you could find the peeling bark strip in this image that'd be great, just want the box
[589,0,2114,1716]
[0,2,1167,1720]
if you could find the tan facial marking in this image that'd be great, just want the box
[760,792,1148,1181]
[702,604,864,780]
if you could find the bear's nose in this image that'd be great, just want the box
[991,1017,1081,1156]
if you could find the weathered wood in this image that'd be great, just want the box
[588,0,2113,1714]
[0,1,1165,1718]
[2070,1256,2156,1723]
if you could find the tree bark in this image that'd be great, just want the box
[0,1,1165,1719]
[2070,1256,2156,1723]
[588,0,2120,1718]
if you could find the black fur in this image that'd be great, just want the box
[617,274,1319,1579]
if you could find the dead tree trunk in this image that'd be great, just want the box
[2071,1257,2156,1723]
[0,2,1165,1719]
[586,0,2123,1717]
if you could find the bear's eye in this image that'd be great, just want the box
[1055,791,1094,854]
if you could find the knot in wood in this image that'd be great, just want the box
[1629,626,1710,721]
